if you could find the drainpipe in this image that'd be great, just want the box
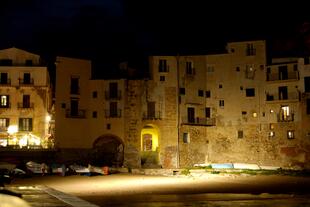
[176,54,180,168]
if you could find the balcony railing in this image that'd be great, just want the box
[70,87,80,95]
[19,78,34,85]
[267,72,299,81]
[266,92,300,102]
[0,103,11,108]
[142,111,162,120]
[0,79,11,85]
[65,109,86,118]
[105,91,121,100]
[17,102,34,109]
[104,109,122,118]
[182,117,216,126]
[277,113,294,122]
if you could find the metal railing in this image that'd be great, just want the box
[105,91,122,100]
[142,111,162,120]
[182,117,216,126]
[17,102,34,109]
[19,78,34,85]
[266,92,300,102]
[104,109,122,118]
[0,79,11,85]
[65,109,86,118]
[277,113,294,122]
[267,72,299,81]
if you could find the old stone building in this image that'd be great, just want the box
[55,40,310,169]
[0,47,52,149]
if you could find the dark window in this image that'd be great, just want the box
[179,88,185,95]
[61,103,66,108]
[240,86,243,90]
[305,77,310,92]
[205,107,211,118]
[109,82,118,99]
[293,64,298,71]
[242,111,247,115]
[205,90,211,98]
[279,86,288,100]
[279,66,288,80]
[92,91,97,98]
[160,76,165,81]
[23,95,30,108]
[219,100,224,107]
[92,111,97,118]
[246,88,255,97]
[25,60,33,66]
[110,102,118,117]
[236,67,240,72]
[246,43,256,56]
[0,59,12,66]
[147,102,155,118]
[219,84,223,89]
[238,130,243,138]
[262,112,266,117]
[70,77,79,94]
[107,124,111,130]
[0,95,9,108]
[186,62,195,75]
[0,73,8,84]
[70,99,79,116]
[187,107,195,123]
[305,57,310,65]
[159,59,168,72]
[287,130,294,139]
[183,133,190,143]
[198,90,204,97]
[23,73,31,84]
[19,118,33,131]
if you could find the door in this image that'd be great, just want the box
[279,86,288,100]
[187,107,195,123]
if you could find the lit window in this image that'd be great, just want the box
[18,118,32,131]
[253,112,257,118]
[287,130,294,139]
[269,131,275,138]
[219,100,224,108]
[269,124,274,130]
[183,133,190,143]
[160,76,165,81]
[0,95,8,107]
[0,118,9,129]
[143,134,152,151]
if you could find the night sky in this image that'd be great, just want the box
[1,0,310,78]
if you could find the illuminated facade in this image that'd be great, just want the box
[55,40,310,169]
[0,47,52,149]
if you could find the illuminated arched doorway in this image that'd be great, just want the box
[93,135,124,167]
[141,125,160,168]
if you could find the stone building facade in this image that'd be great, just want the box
[55,40,310,169]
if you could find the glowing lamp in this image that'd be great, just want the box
[8,125,18,134]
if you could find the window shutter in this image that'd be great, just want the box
[19,118,23,131]
[29,118,33,131]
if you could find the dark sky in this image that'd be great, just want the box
[1,0,309,77]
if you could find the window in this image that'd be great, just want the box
[0,73,8,84]
[307,99,310,115]
[305,57,310,65]
[246,43,256,56]
[23,73,31,84]
[305,77,310,92]
[205,107,211,118]
[240,86,243,90]
[205,90,211,98]
[92,111,97,118]
[61,103,66,108]
[107,124,111,130]
[242,111,247,115]
[186,61,195,75]
[279,66,288,80]
[183,133,190,143]
[262,112,265,117]
[147,102,156,119]
[0,118,9,129]
[269,131,275,138]
[252,112,257,118]
[219,100,224,108]
[70,76,79,94]
[0,59,12,66]
[293,64,298,71]
[92,91,97,98]
[236,67,240,72]
[19,118,33,131]
[0,95,9,108]
[279,86,288,100]
[269,124,274,130]
[207,66,214,72]
[70,99,79,116]
[219,84,223,89]
[179,88,185,95]
[160,76,165,81]
[238,130,243,138]
[25,60,33,66]
[280,105,292,121]
[287,130,294,139]
[22,95,30,108]
[246,88,255,97]
[198,90,204,97]
[110,102,118,117]
[158,59,168,72]
[187,107,195,123]
[109,82,118,99]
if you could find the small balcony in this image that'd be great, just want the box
[65,109,86,118]
[277,113,294,122]
[182,117,216,126]
[105,91,121,100]
[104,109,122,118]
[0,79,11,86]
[266,92,300,102]
[267,72,299,82]
[17,102,34,109]
[0,103,11,109]
[142,111,162,120]
[19,78,34,85]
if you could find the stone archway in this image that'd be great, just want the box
[93,135,124,167]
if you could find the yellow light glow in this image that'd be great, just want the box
[8,125,18,134]
[252,112,257,118]
[19,136,28,147]
[141,126,159,151]
[46,115,51,122]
